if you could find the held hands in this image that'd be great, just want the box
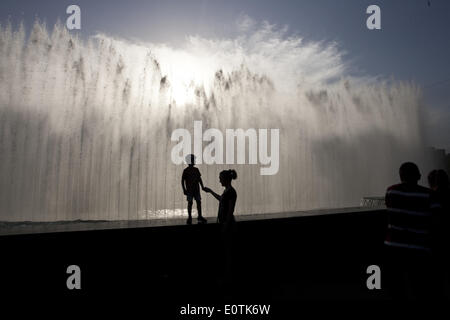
[203,186,221,201]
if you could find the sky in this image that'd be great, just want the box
[1,0,449,150]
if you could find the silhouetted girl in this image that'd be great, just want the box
[203,169,237,229]
[203,169,238,285]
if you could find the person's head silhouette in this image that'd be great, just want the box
[428,169,449,191]
[219,169,237,187]
[185,154,196,166]
[399,162,421,184]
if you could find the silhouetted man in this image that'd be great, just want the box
[182,154,207,225]
[428,169,450,249]
[384,162,432,299]
[428,169,450,298]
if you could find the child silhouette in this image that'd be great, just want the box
[181,154,207,224]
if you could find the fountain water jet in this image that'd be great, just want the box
[0,21,430,221]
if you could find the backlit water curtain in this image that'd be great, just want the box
[0,21,429,221]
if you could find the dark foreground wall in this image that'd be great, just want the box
[1,210,387,296]
[1,209,391,314]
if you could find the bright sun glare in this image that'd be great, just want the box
[154,48,214,106]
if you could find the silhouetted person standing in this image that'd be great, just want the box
[203,169,238,287]
[428,169,450,298]
[203,169,237,228]
[384,162,432,299]
[428,169,450,248]
[182,154,207,225]
[428,169,450,228]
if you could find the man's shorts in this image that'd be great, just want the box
[186,191,201,202]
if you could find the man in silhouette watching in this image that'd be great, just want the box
[428,169,450,298]
[384,162,432,299]
[182,154,207,225]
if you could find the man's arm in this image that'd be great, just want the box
[385,188,392,208]
[199,177,205,190]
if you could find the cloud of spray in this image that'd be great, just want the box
[127,16,348,96]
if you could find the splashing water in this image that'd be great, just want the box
[0,21,429,221]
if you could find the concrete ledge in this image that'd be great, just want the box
[0,206,384,236]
